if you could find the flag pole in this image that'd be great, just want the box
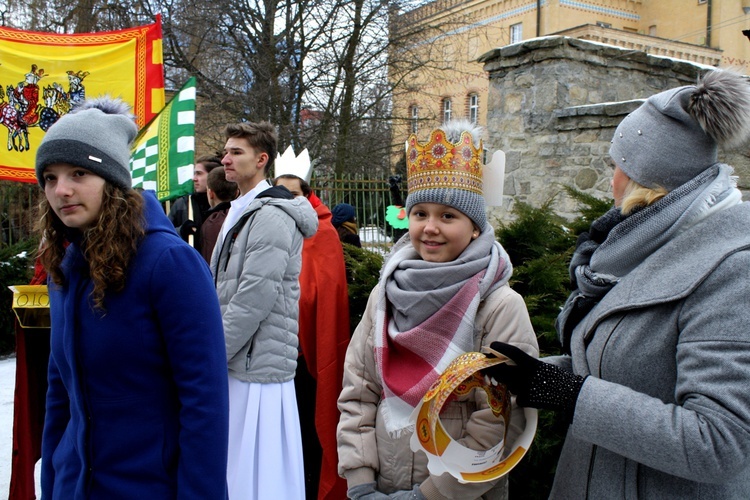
[187,195,194,248]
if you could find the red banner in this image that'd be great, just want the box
[0,16,165,183]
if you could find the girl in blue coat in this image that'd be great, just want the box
[36,97,229,499]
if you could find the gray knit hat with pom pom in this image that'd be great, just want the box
[36,97,138,190]
[609,70,750,191]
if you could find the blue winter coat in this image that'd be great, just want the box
[41,191,229,499]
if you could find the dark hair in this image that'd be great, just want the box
[207,167,239,202]
[274,174,311,197]
[38,184,145,311]
[223,122,277,177]
[195,154,222,173]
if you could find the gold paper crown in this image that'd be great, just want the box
[406,127,483,196]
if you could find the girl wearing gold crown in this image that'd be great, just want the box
[337,121,538,499]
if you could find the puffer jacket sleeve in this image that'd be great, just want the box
[149,244,229,497]
[337,286,382,487]
[223,206,296,361]
[571,250,750,483]
[421,285,539,500]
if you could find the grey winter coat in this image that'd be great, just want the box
[550,202,750,499]
[211,195,318,383]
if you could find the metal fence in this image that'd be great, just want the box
[0,181,40,248]
[0,176,405,252]
[312,174,405,252]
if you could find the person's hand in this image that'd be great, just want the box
[179,220,198,239]
[484,342,586,416]
[388,485,425,499]
[347,482,389,500]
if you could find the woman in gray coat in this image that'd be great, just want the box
[487,69,750,498]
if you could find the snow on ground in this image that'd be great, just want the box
[0,355,40,498]
[1,355,17,496]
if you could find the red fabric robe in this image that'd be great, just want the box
[298,197,350,499]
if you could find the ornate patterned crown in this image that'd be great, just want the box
[405,126,483,196]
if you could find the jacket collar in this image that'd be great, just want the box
[580,202,750,335]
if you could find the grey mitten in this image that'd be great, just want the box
[348,482,389,500]
[388,484,426,500]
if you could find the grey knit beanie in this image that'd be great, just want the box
[36,97,138,190]
[609,70,750,191]
[405,120,487,230]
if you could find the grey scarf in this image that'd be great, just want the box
[557,164,738,351]
[384,225,512,332]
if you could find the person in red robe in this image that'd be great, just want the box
[275,170,350,500]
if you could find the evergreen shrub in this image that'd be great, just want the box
[342,242,384,334]
[496,189,611,499]
[0,238,39,355]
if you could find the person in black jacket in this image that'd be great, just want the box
[167,154,221,247]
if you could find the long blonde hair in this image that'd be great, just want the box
[37,184,145,311]
[620,178,668,215]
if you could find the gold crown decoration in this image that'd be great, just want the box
[406,127,483,196]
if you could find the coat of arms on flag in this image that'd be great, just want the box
[130,77,196,202]
[0,16,164,183]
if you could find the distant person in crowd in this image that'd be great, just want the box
[331,202,362,247]
[200,166,238,263]
[36,97,228,498]
[273,152,350,499]
[485,69,750,498]
[167,154,222,247]
[337,121,538,499]
[213,122,317,499]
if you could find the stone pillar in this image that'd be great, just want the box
[479,36,740,222]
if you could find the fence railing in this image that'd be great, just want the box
[312,174,405,251]
[0,181,40,248]
[0,176,406,252]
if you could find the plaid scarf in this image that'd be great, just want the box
[374,226,512,436]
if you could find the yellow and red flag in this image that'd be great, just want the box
[0,16,165,183]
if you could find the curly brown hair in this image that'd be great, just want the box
[37,184,145,311]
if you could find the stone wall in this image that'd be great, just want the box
[480,36,750,222]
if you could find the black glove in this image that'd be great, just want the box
[388,175,402,188]
[347,482,389,500]
[485,342,586,417]
[179,220,198,239]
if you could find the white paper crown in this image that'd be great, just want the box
[274,146,312,183]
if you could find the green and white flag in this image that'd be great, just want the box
[130,77,196,201]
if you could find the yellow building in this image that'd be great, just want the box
[392,0,750,147]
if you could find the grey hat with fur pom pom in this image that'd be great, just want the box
[36,97,138,190]
[609,70,750,191]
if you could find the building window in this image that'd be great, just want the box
[510,23,523,44]
[649,25,657,36]
[596,21,612,28]
[468,93,479,124]
[410,105,418,133]
[442,98,452,123]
